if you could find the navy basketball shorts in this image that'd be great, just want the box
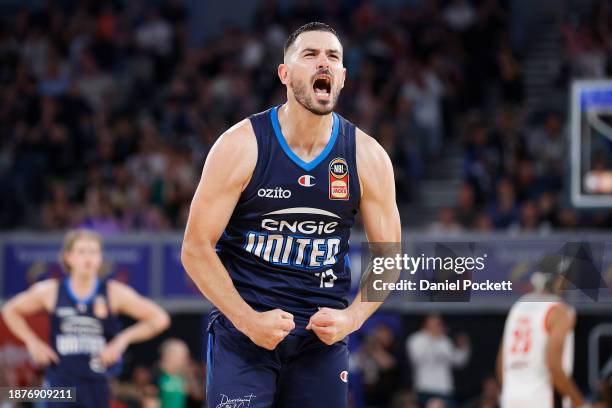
[206,315,349,408]
[43,372,110,408]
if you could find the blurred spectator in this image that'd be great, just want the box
[390,389,419,408]
[513,160,539,202]
[486,178,518,229]
[536,192,559,228]
[41,181,74,230]
[463,376,500,408]
[454,183,479,229]
[136,9,173,58]
[509,200,550,234]
[463,120,500,200]
[497,44,523,104]
[353,324,399,407]
[157,338,204,408]
[38,48,70,96]
[406,314,470,407]
[77,188,123,235]
[136,8,175,83]
[561,14,608,78]
[442,0,476,32]
[557,207,581,230]
[377,121,414,201]
[473,213,493,232]
[401,63,445,157]
[112,365,160,408]
[426,398,448,408]
[75,51,116,112]
[490,107,528,178]
[394,98,425,181]
[428,207,463,236]
[527,113,565,190]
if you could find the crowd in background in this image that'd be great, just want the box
[438,0,612,233]
[0,0,611,232]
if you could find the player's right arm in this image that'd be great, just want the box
[496,340,503,385]
[181,120,295,350]
[1,279,59,366]
[546,304,586,407]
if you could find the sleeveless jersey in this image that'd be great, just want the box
[213,106,361,332]
[47,278,121,381]
[501,294,574,408]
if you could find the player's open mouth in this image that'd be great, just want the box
[313,75,331,98]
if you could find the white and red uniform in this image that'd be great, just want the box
[501,294,574,408]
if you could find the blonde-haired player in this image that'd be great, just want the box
[1,229,170,407]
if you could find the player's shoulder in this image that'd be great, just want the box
[206,119,257,175]
[355,127,394,188]
[30,278,59,296]
[554,301,575,319]
[355,128,392,167]
[106,278,137,297]
[106,279,141,311]
[546,301,575,332]
[28,278,59,311]
[214,119,256,154]
[224,118,256,137]
[198,118,258,191]
[355,127,382,152]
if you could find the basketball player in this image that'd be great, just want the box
[498,270,589,408]
[1,229,170,407]
[181,22,401,407]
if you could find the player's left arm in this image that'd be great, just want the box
[307,129,401,345]
[99,280,171,366]
[546,304,586,407]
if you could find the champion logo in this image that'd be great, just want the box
[298,175,316,187]
[340,370,348,383]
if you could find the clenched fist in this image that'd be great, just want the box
[239,309,295,350]
[306,307,358,345]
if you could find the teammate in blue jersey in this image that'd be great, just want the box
[181,22,401,407]
[1,229,170,407]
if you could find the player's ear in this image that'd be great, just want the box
[278,64,289,85]
[340,67,346,89]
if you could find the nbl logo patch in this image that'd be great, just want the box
[329,157,349,200]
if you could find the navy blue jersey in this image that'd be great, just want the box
[47,278,121,381]
[214,106,360,331]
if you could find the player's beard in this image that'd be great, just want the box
[291,74,340,116]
